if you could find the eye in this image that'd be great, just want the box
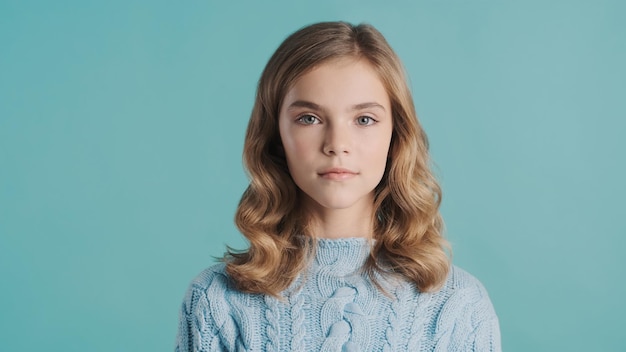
[356,116,376,126]
[296,114,320,125]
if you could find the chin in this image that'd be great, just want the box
[319,202,357,210]
[312,196,367,211]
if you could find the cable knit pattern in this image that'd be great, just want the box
[288,291,306,351]
[264,295,281,351]
[176,238,501,351]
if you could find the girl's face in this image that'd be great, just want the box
[278,58,393,214]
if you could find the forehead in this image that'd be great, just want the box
[282,58,390,110]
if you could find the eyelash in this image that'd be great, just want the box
[296,114,320,125]
[295,114,378,126]
[356,116,376,126]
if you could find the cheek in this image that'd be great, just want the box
[366,133,393,162]
[282,139,311,179]
[372,150,391,174]
[284,133,317,162]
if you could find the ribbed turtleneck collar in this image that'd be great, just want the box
[312,237,372,276]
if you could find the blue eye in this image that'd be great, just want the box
[356,116,375,125]
[297,115,320,125]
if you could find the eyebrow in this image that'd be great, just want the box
[286,100,386,113]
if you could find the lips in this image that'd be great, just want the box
[318,167,358,180]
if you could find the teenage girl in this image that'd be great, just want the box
[176,21,501,352]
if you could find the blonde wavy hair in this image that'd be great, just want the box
[226,21,450,296]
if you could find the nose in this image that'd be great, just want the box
[323,123,351,155]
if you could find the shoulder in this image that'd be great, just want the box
[180,263,236,317]
[180,263,252,336]
[429,265,501,350]
[435,265,497,318]
[443,265,491,297]
[187,263,230,292]
[177,263,253,351]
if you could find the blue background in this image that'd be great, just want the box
[1,1,624,351]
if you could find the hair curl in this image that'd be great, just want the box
[226,21,450,296]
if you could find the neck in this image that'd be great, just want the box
[302,196,376,239]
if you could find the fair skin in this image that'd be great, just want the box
[279,57,393,239]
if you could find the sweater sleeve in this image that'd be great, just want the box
[176,285,200,352]
[434,267,502,352]
[467,312,501,352]
[175,267,229,352]
[461,277,501,352]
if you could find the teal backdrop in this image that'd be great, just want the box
[1,1,624,351]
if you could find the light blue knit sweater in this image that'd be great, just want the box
[176,238,501,351]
